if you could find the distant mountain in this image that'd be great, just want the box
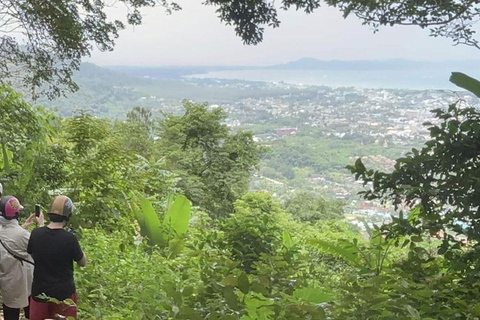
[271,58,480,71]
[105,59,480,79]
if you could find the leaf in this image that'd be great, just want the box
[224,286,238,309]
[237,273,250,295]
[355,158,366,174]
[411,235,423,242]
[437,239,449,255]
[222,275,238,287]
[293,287,333,304]
[140,196,164,246]
[472,303,480,317]
[449,72,480,98]
[163,195,192,239]
[405,305,420,320]
[308,238,359,265]
[165,193,176,211]
[182,286,194,296]
[408,205,422,223]
[282,230,294,250]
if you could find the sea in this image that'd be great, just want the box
[186,68,480,91]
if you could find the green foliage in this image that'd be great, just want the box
[0,86,58,207]
[75,225,175,319]
[206,0,480,49]
[309,225,393,275]
[22,143,69,207]
[0,86,40,170]
[283,191,344,222]
[261,134,409,187]
[74,195,335,319]
[340,75,480,319]
[222,192,283,273]
[64,112,132,227]
[282,230,294,250]
[0,0,179,98]
[348,102,480,254]
[450,72,480,98]
[347,73,480,264]
[8,81,480,320]
[133,194,165,246]
[131,193,192,249]
[114,106,156,157]
[157,100,263,218]
[163,195,192,239]
[332,253,480,320]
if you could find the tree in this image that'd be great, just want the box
[115,106,155,157]
[283,191,344,222]
[0,86,38,168]
[347,75,480,272]
[0,85,55,201]
[206,0,480,49]
[63,111,159,228]
[157,100,263,218]
[0,0,179,99]
[222,192,283,273]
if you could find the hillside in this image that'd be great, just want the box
[33,63,293,118]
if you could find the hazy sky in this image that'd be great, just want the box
[87,0,480,67]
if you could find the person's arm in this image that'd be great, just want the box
[77,253,87,267]
[22,213,35,229]
[22,212,45,229]
[36,211,45,227]
[72,235,87,267]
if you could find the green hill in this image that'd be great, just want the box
[32,63,302,118]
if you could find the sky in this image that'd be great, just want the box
[86,0,480,67]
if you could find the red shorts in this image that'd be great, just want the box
[29,293,77,320]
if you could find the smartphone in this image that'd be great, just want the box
[35,204,41,217]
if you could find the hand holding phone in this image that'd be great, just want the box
[34,204,45,227]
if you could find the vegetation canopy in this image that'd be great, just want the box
[0,0,180,99]
[205,0,480,49]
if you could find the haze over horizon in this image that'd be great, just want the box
[98,57,480,69]
[85,0,480,67]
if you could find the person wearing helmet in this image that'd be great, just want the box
[27,195,86,320]
[0,182,3,196]
[0,195,44,320]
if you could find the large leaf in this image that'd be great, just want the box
[282,230,294,250]
[163,195,191,238]
[165,193,176,212]
[308,238,360,265]
[0,144,12,171]
[140,196,164,246]
[449,72,480,98]
[237,272,250,295]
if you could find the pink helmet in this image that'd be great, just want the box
[0,196,24,220]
